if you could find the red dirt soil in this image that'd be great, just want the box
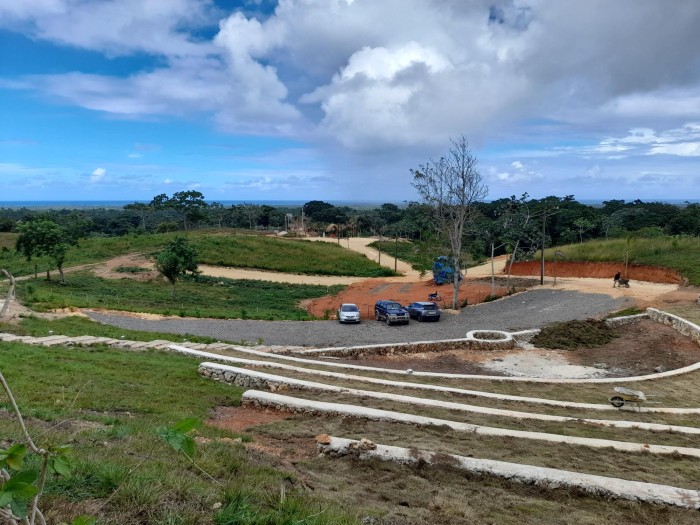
[306,278,511,318]
[509,261,683,284]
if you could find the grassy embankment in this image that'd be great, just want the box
[368,239,489,273]
[543,235,700,285]
[11,272,344,320]
[0,231,395,278]
[0,342,357,525]
[1,230,405,319]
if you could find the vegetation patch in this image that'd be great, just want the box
[195,235,395,277]
[0,343,356,524]
[0,231,395,278]
[0,315,219,344]
[113,265,151,273]
[605,307,644,319]
[532,319,618,349]
[15,271,344,320]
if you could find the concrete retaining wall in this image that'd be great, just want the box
[318,437,700,510]
[241,390,700,458]
[605,312,649,328]
[201,362,700,433]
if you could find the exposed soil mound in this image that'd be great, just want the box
[509,261,682,284]
[305,278,511,318]
[533,319,617,349]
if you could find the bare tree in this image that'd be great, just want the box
[411,136,488,310]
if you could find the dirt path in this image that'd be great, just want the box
[307,236,423,280]
[198,265,366,285]
[56,243,697,314]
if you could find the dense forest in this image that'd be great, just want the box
[0,192,698,265]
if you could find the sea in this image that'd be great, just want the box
[0,200,371,209]
[0,199,697,210]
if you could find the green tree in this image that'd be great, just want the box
[123,202,152,229]
[149,191,207,230]
[155,236,199,298]
[15,220,79,283]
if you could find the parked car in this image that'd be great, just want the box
[405,301,441,322]
[374,300,410,325]
[337,303,361,324]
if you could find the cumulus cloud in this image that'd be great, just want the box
[4,0,700,197]
[90,167,106,182]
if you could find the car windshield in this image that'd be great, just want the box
[386,302,402,309]
[341,305,358,312]
[423,304,437,310]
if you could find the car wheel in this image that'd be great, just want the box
[417,314,423,322]
[386,317,391,325]
[375,311,380,321]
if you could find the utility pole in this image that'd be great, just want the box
[394,236,398,273]
[539,205,559,285]
[540,210,546,285]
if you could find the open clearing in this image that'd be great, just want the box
[3,235,700,524]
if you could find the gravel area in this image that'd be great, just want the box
[85,289,632,347]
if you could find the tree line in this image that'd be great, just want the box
[1,192,697,252]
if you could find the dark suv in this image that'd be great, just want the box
[374,300,410,325]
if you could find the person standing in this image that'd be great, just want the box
[613,271,621,287]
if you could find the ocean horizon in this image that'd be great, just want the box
[0,198,697,210]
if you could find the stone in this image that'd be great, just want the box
[315,433,332,445]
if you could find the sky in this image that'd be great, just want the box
[1,0,699,204]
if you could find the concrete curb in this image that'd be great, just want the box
[241,390,700,458]
[318,437,700,510]
[169,345,700,414]
[201,362,700,434]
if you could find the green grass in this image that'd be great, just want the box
[196,236,396,277]
[15,272,344,320]
[543,235,700,285]
[369,239,485,272]
[0,343,358,524]
[0,315,224,344]
[369,239,438,271]
[0,230,394,278]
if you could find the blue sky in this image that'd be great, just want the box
[1,0,699,203]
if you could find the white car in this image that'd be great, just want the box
[337,303,361,323]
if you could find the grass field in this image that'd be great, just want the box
[0,343,356,524]
[543,235,700,285]
[368,239,486,272]
[4,315,700,524]
[14,272,344,320]
[0,315,224,344]
[0,230,394,278]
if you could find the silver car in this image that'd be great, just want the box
[337,303,361,323]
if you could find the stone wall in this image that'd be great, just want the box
[647,308,700,346]
[604,313,648,328]
[290,336,516,359]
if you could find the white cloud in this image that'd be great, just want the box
[593,123,700,157]
[91,167,106,182]
[511,160,523,170]
[648,142,700,157]
[5,0,700,178]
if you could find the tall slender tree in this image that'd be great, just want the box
[411,136,488,310]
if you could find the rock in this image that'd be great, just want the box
[654,366,666,373]
[315,433,332,445]
[593,363,607,369]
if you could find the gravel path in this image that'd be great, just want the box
[85,289,632,347]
